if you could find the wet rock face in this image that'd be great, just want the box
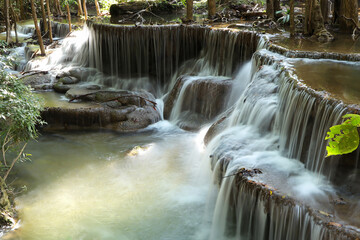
[41,90,161,131]
[210,144,360,240]
[204,107,233,145]
[164,76,233,124]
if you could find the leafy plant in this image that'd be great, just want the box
[276,8,290,24]
[0,70,44,181]
[0,40,8,48]
[325,114,360,157]
[62,0,77,7]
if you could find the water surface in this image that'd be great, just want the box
[7,122,212,240]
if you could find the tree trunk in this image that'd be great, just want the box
[40,0,48,32]
[333,0,341,24]
[4,0,11,43]
[66,4,72,32]
[46,0,53,43]
[83,0,88,20]
[187,0,193,21]
[208,0,216,18]
[290,0,295,36]
[19,0,25,20]
[10,5,18,43]
[77,0,83,16]
[94,0,100,16]
[337,0,358,33]
[30,0,46,55]
[304,0,334,41]
[320,0,329,23]
[266,0,281,19]
[55,0,63,16]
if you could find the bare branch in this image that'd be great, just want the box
[4,143,27,181]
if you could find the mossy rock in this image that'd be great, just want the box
[53,82,71,94]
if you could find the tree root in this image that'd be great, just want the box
[340,15,360,40]
[118,8,165,24]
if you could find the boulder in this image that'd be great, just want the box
[67,67,98,81]
[53,82,71,93]
[21,73,53,90]
[58,76,79,85]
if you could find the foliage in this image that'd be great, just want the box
[0,70,44,181]
[0,41,8,48]
[62,0,78,7]
[0,45,19,71]
[99,0,118,12]
[276,8,290,24]
[325,114,360,157]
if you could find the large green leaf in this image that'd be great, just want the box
[325,124,359,157]
[342,114,360,127]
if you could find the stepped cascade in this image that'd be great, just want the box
[5,21,360,239]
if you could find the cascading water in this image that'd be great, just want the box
[204,59,349,239]
[0,21,36,73]
[11,22,360,240]
[25,22,258,96]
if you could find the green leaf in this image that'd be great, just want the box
[342,114,360,127]
[325,124,359,157]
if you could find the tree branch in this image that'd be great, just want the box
[4,143,27,181]
[340,15,360,30]
[1,130,11,167]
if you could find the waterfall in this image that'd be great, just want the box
[25,23,258,96]
[204,49,356,239]
[84,23,206,94]
[21,22,360,238]
[275,74,346,174]
[167,76,232,129]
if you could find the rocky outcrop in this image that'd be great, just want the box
[164,75,232,130]
[211,154,360,240]
[41,89,161,131]
[266,42,360,61]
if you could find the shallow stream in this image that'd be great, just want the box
[8,123,213,240]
